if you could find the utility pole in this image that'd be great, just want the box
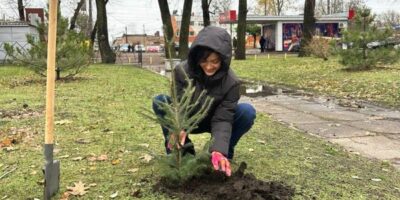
[264,1,267,15]
[125,26,128,43]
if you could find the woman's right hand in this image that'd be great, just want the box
[167,130,187,150]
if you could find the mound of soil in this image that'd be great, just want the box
[154,162,295,200]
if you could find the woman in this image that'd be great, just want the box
[153,26,256,177]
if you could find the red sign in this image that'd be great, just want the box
[219,10,237,23]
[348,8,355,20]
[25,8,45,23]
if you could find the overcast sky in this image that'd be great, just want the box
[1,0,399,40]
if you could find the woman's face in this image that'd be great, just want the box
[199,52,221,76]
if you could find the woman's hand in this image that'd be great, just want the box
[211,151,231,176]
[167,130,187,150]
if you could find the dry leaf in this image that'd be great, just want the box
[88,183,97,187]
[127,168,139,173]
[248,148,254,152]
[67,181,89,196]
[0,138,13,147]
[97,154,108,161]
[351,175,361,179]
[72,156,84,161]
[256,140,266,144]
[55,119,72,125]
[110,191,118,198]
[75,138,91,144]
[60,191,71,200]
[111,159,121,165]
[371,178,382,182]
[131,188,142,197]
[138,143,150,148]
[139,154,153,163]
[87,156,97,162]
[59,155,70,159]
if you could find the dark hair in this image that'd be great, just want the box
[193,46,221,65]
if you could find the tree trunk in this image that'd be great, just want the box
[69,0,85,30]
[18,0,24,21]
[87,0,93,37]
[179,0,193,59]
[96,0,115,63]
[299,0,315,57]
[202,0,211,27]
[158,0,177,58]
[253,34,257,48]
[235,0,247,60]
[90,20,97,49]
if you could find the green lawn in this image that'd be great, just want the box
[1,65,399,199]
[231,55,400,108]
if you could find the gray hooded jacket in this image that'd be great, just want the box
[174,26,240,156]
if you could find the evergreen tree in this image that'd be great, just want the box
[4,14,91,79]
[143,32,214,184]
[337,8,400,70]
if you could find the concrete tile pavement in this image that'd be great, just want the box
[241,94,400,169]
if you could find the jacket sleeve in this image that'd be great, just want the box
[173,63,186,100]
[210,83,240,156]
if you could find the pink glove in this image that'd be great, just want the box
[211,151,231,176]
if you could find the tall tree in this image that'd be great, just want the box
[96,0,115,63]
[299,0,315,57]
[18,0,24,21]
[377,10,400,27]
[201,0,211,27]
[158,0,177,58]
[256,0,293,16]
[179,0,193,59]
[246,24,261,48]
[69,0,85,30]
[235,0,247,60]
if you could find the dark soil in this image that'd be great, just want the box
[153,162,295,200]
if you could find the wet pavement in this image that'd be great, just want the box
[142,60,400,169]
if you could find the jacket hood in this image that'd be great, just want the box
[187,26,232,81]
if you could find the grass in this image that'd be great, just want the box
[231,55,400,108]
[1,64,400,199]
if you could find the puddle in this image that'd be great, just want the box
[240,81,306,98]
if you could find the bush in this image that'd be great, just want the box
[305,37,333,61]
[336,8,400,70]
[4,15,91,79]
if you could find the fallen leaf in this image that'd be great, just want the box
[59,155,70,159]
[97,154,108,161]
[256,140,266,144]
[371,178,382,182]
[67,181,90,196]
[88,183,97,187]
[139,154,153,163]
[60,191,71,200]
[111,159,121,165]
[248,148,254,152]
[351,175,361,179]
[75,138,91,144]
[127,168,139,173]
[30,170,37,175]
[87,156,97,162]
[55,119,72,125]
[72,156,84,161]
[130,188,141,197]
[0,138,13,147]
[110,191,118,198]
[138,143,149,148]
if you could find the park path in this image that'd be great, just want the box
[240,93,400,169]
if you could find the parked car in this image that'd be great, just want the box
[146,45,160,52]
[119,44,130,52]
[134,44,145,52]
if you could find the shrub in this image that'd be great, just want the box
[4,15,91,79]
[305,37,333,61]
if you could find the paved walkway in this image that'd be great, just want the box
[240,94,400,169]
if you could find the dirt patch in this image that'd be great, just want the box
[0,109,42,120]
[153,162,295,200]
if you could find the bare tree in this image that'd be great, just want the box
[69,0,85,30]
[96,0,115,63]
[201,0,211,27]
[17,0,24,21]
[158,0,177,58]
[299,0,315,57]
[179,0,193,59]
[256,0,294,16]
[377,10,400,27]
[235,0,247,60]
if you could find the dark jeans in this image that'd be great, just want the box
[152,94,256,159]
